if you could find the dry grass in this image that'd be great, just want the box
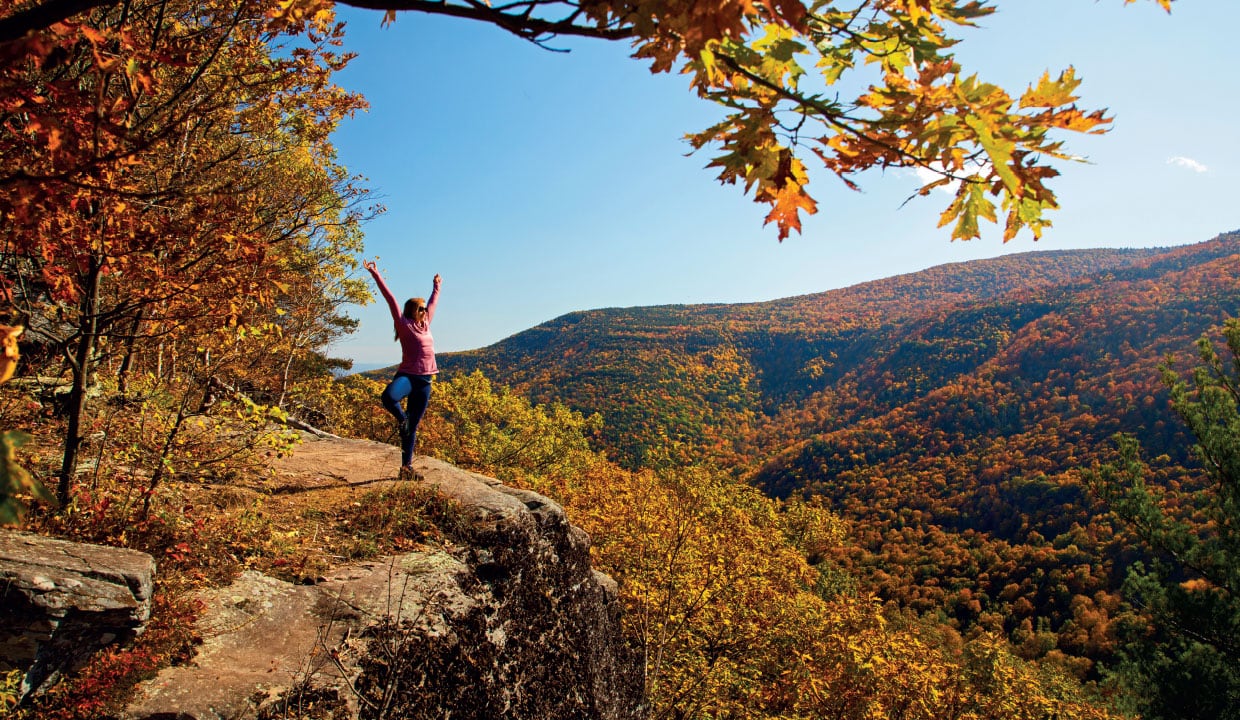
[25,434,458,587]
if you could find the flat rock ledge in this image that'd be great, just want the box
[0,529,156,698]
[124,455,645,720]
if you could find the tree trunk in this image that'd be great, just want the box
[57,255,102,508]
[278,347,297,409]
[141,389,192,520]
[117,309,144,395]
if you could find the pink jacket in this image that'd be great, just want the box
[372,270,439,376]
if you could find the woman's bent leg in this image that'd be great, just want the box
[404,380,433,463]
[381,374,413,423]
[381,375,416,465]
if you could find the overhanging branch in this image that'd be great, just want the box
[339,0,635,42]
[0,0,636,46]
[1,0,111,44]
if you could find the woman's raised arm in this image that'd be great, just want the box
[426,274,441,323]
[364,260,401,321]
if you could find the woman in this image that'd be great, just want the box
[364,260,441,478]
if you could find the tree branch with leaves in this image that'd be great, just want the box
[5,0,1172,241]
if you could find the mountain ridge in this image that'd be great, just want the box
[438,239,1227,465]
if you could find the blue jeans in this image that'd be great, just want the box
[381,373,432,466]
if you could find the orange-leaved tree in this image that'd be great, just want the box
[0,0,370,505]
[5,0,1169,241]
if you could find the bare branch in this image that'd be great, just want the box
[1,0,637,46]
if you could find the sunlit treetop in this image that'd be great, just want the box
[2,0,1173,240]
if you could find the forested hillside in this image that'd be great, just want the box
[440,232,1240,683]
[440,245,1176,465]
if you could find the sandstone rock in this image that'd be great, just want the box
[124,456,644,720]
[0,530,156,698]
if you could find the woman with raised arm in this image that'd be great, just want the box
[364,260,441,479]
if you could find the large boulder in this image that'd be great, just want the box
[124,456,645,720]
[0,530,156,699]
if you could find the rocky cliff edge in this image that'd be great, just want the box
[114,437,644,719]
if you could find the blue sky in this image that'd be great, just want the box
[328,0,1239,367]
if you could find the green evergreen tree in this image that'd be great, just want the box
[1092,319,1240,719]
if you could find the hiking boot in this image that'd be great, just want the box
[398,465,414,481]
[399,417,413,444]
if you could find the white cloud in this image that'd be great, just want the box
[909,165,961,194]
[1167,156,1209,173]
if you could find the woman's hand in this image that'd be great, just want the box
[433,273,442,289]
[364,260,379,274]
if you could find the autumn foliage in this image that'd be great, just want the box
[1088,320,1240,720]
[325,371,1126,719]
[0,0,1210,716]
[0,4,375,707]
[443,233,1240,702]
[1,0,372,508]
